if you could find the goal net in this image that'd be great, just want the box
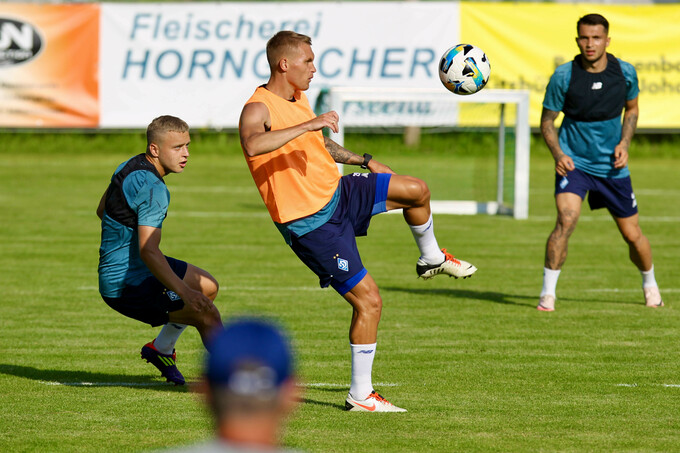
[320,87,530,219]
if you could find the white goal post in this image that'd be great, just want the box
[324,87,530,219]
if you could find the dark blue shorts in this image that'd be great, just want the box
[290,172,392,295]
[102,256,188,327]
[555,168,638,218]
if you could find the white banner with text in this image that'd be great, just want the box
[100,2,460,128]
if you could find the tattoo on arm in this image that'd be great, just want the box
[324,137,362,165]
[621,113,638,145]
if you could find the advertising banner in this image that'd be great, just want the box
[99,2,459,128]
[462,3,680,129]
[0,4,99,127]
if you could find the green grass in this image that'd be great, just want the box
[0,132,678,452]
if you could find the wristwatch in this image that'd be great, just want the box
[360,153,372,169]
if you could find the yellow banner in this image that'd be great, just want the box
[461,3,680,129]
[0,4,99,128]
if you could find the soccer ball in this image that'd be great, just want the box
[438,44,491,95]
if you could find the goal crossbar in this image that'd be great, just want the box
[326,87,530,219]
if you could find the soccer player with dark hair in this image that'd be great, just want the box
[537,14,664,311]
[97,115,222,384]
[238,31,477,412]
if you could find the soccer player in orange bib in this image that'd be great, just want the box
[239,31,477,412]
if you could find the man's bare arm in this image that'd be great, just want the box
[323,137,364,165]
[324,137,395,174]
[540,107,574,177]
[613,97,639,169]
[620,97,639,148]
[239,103,340,157]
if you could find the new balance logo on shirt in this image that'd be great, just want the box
[591,82,603,90]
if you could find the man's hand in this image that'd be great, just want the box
[367,159,395,175]
[311,111,339,134]
[555,154,575,177]
[613,143,629,169]
[176,287,213,313]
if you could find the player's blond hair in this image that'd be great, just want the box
[266,31,312,70]
[146,115,189,149]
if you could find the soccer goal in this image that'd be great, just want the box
[322,87,530,219]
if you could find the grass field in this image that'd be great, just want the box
[1,131,678,452]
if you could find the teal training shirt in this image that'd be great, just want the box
[98,156,170,298]
[543,57,639,178]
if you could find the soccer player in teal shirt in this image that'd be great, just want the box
[537,14,664,311]
[97,115,222,384]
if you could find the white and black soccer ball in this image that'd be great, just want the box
[438,44,491,95]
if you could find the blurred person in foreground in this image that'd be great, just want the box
[238,30,477,413]
[538,13,664,312]
[162,318,302,453]
[97,115,222,384]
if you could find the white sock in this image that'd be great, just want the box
[540,268,561,297]
[349,343,377,401]
[153,323,187,354]
[641,265,658,289]
[410,214,445,264]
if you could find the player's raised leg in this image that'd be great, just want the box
[613,214,663,307]
[385,174,477,279]
[342,274,406,413]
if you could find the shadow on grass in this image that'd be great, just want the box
[301,386,347,411]
[300,398,346,411]
[382,287,535,307]
[383,287,642,307]
[0,364,188,392]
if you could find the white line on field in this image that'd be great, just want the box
[635,189,680,196]
[169,211,271,218]
[303,382,397,389]
[38,380,174,387]
[77,285,322,292]
[169,186,255,194]
[615,383,680,388]
[531,215,680,222]
[585,288,680,293]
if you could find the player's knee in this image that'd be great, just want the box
[360,290,383,318]
[405,176,430,206]
[622,226,643,245]
[205,277,219,301]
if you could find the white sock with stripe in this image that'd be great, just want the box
[410,214,445,264]
[153,323,187,355]
[349,343,377,401]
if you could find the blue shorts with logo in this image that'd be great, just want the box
[101,256,188,327]
[555,168,638,218]
[289,172,391,295]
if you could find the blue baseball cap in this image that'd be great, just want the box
[206,318,293,394]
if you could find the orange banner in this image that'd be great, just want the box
[0,4,99,127]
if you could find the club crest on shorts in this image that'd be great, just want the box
[165,290,181,301]
[337,257,349,272]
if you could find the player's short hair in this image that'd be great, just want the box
[266,30,312,70]
[577,13,609,33]
[146,115,189,147]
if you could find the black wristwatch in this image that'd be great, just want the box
[360,153,372,169]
